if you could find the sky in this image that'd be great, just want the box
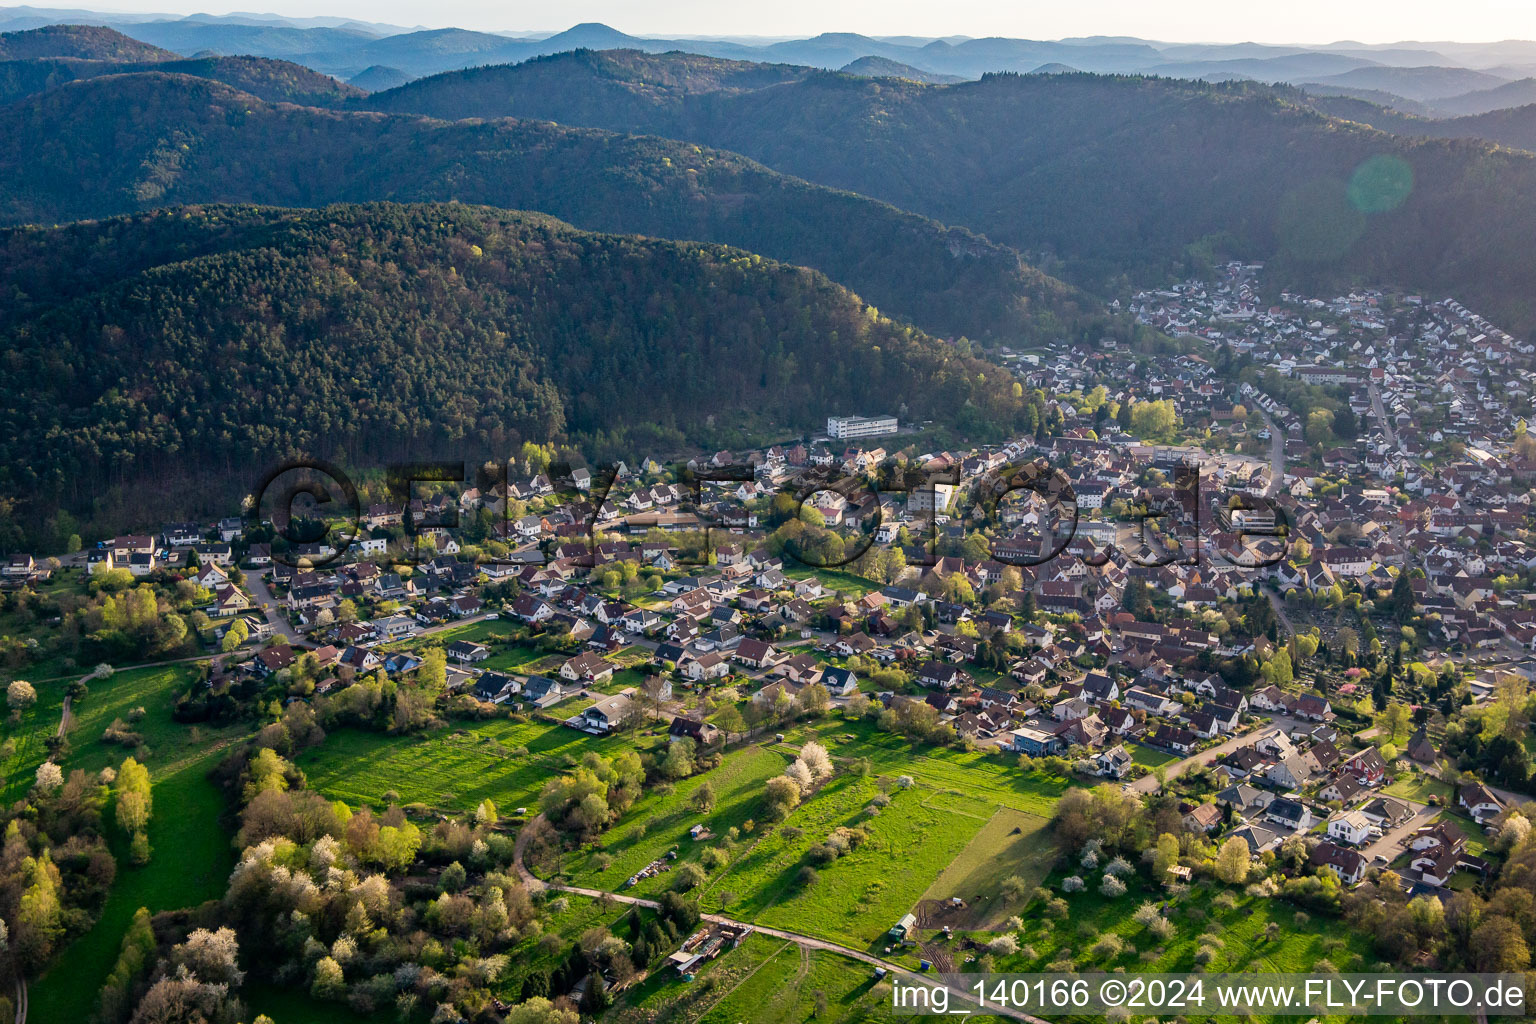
[55,0,1536,42]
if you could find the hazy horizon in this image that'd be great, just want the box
[12,0,1536,46]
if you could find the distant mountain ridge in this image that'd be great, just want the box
[838,55,963,84]
[358,49,1536,334]
[12,12,1536,96]
[0,69,1100,345]
[0,51,361,104]
[0,22,172,59]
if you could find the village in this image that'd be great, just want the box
[5,269,1536,1019]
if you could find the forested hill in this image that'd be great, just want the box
[1305,92,1536,156]
[365,51,1536,333]
[0,24,174,61]
[0,53,364,105]
[0,71,1099,346]
[359,48,814,126]
[0,203,1046,531]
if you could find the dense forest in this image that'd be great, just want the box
[0,203,1047,534]
[1304,91,1536,158]
[0,71,1096,346]
[0,53,364,106]
[363,50,1536,331]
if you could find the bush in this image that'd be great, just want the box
[1061,876,1085,893]
[796,866,820,887]
[1089,934,1124,961]
[1099,874,1127,897]
[1105,856,1134,877]
[807,844,839,866]
[673,863,707,891]
[986,934,1019,955]
[6,680,36,711]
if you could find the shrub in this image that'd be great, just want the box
[986,934,1019,955]
[1089,934,1124,961]
[673,863,707,891]
[1061,876,1085,893]
[1099,875,1127,897]
[6,680,36,711]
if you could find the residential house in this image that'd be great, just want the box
[1310,841,1366,885]
[1264,797,1313,831]
[560,651,615,685]
[1093,745,1134,779]
[1459,783,1505,823]
[1326,810,1373,846]
[1008,725,1062,757]
[446,641,490,664]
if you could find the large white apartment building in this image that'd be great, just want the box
[826,414,898,440]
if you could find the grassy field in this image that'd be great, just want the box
[729,778,987,949]
[63,663,239,774]
[1129,742,1180,769]
[28,661,240,1024]
[919,806,1053,929]
[784,716,1069,816]
[690,934,894,1024]
[240,982,377,1024]
[569,744,790,890]
[990,869,1374,980]
[564,713,1067,951]
[783,565,882,598]
[297,715,646,815]
[1383,772,1452,804]
[611,931,920,1024]
[0,676,65,802]
[592,764,992,950]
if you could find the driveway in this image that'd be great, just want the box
[1128,717,1304,795]
[244,570,305,645]
[1358,798,1437,863]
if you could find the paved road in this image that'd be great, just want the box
[512,813,1043,1022]
[1359,798,1437,863]
[1128,717,1305,795]
[1264,586,1297,640]
[1368,384,1400,453]
[1261,412,1286,497]
[245,570,304,645]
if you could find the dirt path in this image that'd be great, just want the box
[512,813,1046,1023]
